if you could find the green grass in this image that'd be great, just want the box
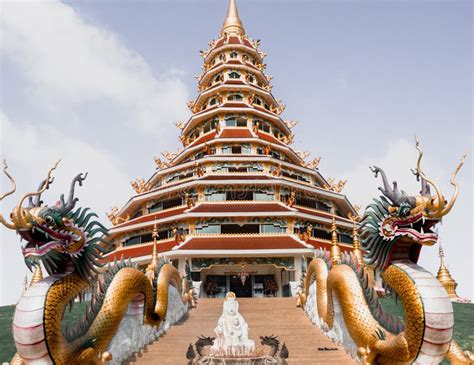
[380,297,474,352]
[1,299,472,362]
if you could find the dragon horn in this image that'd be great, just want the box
[15,160,60,229]
[414,136,444,216]
[439,150,468,217]
[0,159,17,229]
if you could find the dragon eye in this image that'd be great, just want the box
[45,216,54,225]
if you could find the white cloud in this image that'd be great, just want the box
[340,138,473,299]
[1,0,189,133]
[0,111,132,305]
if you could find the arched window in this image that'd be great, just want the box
[247,74,255,83]
[253,97,262,105]
[209,98,218,106]
[230,51,238,59]
[214,73,222,83]
[219,53,226,61]
[228,71,241,79]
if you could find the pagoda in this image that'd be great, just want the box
[436,244,461,302]
[105,0,358,298]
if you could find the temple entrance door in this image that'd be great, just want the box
[229,275,252,297]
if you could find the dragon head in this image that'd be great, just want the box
[0,160,111,279]
[360,138,467,270]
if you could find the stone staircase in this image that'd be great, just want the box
[129,298,356,364]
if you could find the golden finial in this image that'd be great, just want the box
[330,216,341,266]
[220,0,245,37]
[29,265,44,287]
[352,221,364,266]
[146,222,159,281]
[436,243,459,301]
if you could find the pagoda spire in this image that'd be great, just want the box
[436,243,459,301]
[351,220,364,267]
[330,216,341,266]
[220,0,245,37]
[146,223,160,282]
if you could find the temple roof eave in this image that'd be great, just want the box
[182,106,291,135]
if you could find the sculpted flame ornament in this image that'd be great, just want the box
[1,161,190,365]
[300,139,471,364]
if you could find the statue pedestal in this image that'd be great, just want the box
[197,356,278,364]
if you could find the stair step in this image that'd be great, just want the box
[130,298,356,364]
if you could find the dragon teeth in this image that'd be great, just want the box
[421,227,424,235]
[422,216,425,224]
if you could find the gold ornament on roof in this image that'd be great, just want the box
[107,206,129,226]
[175,121,186,130]
[154,157,170,169]
[184,191,195,209]
[286,191,296,208]
[220,0,245,37]
[284,120,298,129]
[172,226,186,244]
[305,157,321,170]
[299,224,313,243]
[195,162,205,177]
[333,179,347,193]
[130,177,150,194]
[271,163,282,177]
[296,150,310,160]
[162,151,178,161]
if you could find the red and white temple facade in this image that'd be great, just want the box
[105,0,359,298]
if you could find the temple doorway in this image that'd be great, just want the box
[229,274,252,297]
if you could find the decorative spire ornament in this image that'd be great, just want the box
[330,216,341,266]
[146,223,159,282]
[436,243,459,301]
[220,0,245,37]
[351,221,364,267]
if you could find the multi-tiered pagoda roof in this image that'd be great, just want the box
[105,0,359,295]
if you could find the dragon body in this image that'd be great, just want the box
[300,141,471,364]
[1,162,191,364]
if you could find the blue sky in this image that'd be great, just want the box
[1,0,472,305]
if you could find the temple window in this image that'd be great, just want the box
[195,151,204,160]
[256,147,264,155]
[241,144,251,154]
[261,223,285,234]
[228,71,241,79]
[264,103,271,110]
[209,98,218,106]
[166,170,194,183]
[253,97,262,105]
[148,197,183,213]
[271,151,281,160]
[131,209,143,219]
[226,190,253,201]
[230,51,238,59]
[231,145,242,154]
[228,93,243,101]
[254,188,274,201]
[219,53,226,61]
[247,74,255,83]
[204,190,226,201]
[196,223,220,234]
[225,114,246,127]
[214,73,222,83]
[221,224,259,234]
[229,166,248,173]
[123,233,152,247]
[339,233,353,244]
[313,228,332,240]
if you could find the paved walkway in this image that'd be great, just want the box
[130,297,356,364]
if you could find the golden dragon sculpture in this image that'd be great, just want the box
[0,160,192,365]
[299,139,472,364]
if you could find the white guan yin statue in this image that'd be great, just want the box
[210,292,255,357]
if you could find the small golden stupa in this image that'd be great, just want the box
[436,244,459,301]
